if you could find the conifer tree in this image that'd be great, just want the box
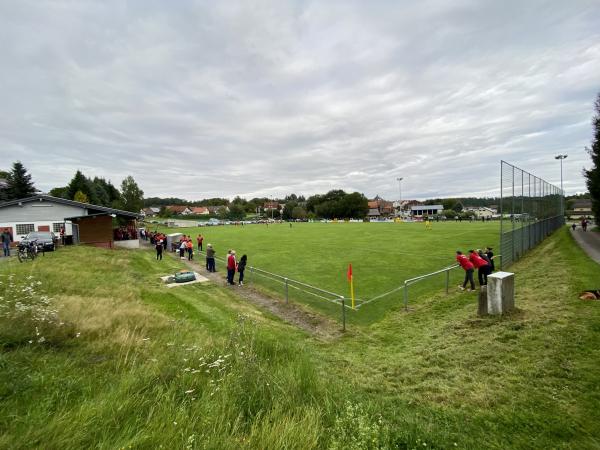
[6,161,36,200]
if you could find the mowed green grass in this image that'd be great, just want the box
[1,228,600,449]
[156,221,499,322]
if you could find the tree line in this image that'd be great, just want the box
[0,162,145,214]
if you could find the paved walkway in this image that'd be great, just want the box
[571,228,600,264]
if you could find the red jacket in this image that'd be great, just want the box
[469,252,489,269]
[456,254,474,270]
[227,254,237,270]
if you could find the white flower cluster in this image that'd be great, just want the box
[0,274,65,343]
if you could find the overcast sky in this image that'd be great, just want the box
[1,0,599,201]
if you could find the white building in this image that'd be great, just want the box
[411,205,443,217]
[464,206,497,218]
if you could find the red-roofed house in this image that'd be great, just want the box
[166,205,192,215]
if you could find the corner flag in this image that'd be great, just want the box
[347,263,355,309]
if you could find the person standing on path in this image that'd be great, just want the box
[206,244,216,272]
[155,239,163,260]
[227,250,237,285]
[581,217,588,232]
[237,254,247,285]
[1,229,13,257]
[186,239,194,261]
[456,251,475,291]
[197,234,204,251]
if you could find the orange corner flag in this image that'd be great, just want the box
[347,263,353,281]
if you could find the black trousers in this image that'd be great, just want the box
[238,269,245,283]
[478,266,491,286]
[207,257,215,272]
[463,269,475,289]
[156,249,162,260]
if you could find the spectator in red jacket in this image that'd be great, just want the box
[456,250,475,291]
[469,249,491,286]
[227,250,237,285]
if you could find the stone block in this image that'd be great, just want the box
[485,271,515,315]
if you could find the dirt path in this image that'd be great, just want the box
[154,242,343,340]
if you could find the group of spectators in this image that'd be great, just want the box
[456,248,495,291]
[226,250,247,285]
[113,226,138,241]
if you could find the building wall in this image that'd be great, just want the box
[0,220,66,243]
[76,215,113,247]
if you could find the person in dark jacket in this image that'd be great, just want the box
[155,239,163,260]
[1,229,13,257]
[206,244,216,272]
[456,251,475,291]
[237,254,247,285]
[485,247,495,272]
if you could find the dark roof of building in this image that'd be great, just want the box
[0,194,141,219]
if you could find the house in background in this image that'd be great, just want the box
[570,199,593,218]
[368,196,395,218]
[0,195,141,248]
[166,205,193,215]
[411,204,443,218]
[207,205,230,215]
[464,206,497,218]
[141,207,160,217]
[190,206,210,215]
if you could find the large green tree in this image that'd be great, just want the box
[66,171,97,204]
[119,176,144,213]
[5,161,36,200]
[584,92,600,220]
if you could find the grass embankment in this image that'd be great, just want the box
[1,227,600,449]
[156,221,499,324]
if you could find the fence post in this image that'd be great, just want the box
[404,282,409,311]
[341,296,346,331]
[285,277,289,304]
[445,269,450,294]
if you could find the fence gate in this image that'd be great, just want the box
[500,160,564,268]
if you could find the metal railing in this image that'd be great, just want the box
[400,255,502,311]
[188,248,501,330]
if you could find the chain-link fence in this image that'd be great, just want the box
[500,160,564,268]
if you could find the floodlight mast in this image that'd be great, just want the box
[396,177,403,217]
[554,154,567,217]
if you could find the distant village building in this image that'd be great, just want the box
[464,206,497,218]
[570,199,593,217]
[166,205,193,215]
[190,206,210,215]
[141,207,160,217]
[262,202,284,214]
[411,204,443,218]
[207,205,229,215]
[367,196,394,218]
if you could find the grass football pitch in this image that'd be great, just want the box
[156,221,500,322]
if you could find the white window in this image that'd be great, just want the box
[16,223,35,235]
[53,222,64,233]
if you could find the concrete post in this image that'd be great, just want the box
[485,271,515,315]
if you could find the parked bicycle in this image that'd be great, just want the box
[17,239,40,262]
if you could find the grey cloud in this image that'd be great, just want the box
[1,0,599,201]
